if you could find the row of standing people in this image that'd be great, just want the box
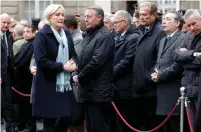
[1,2,201,132]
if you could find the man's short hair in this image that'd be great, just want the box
[104,13,114,23]
[114,10,132,25]
[183,9,201,21]
[24,25,36,32]
[138,2,157,15]
[87,5,104,22]
[64,14,78,29]
[166,10,184,30]
[14,23,24,36]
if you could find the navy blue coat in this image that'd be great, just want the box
[32,25,78,118]
[113,27,140,98]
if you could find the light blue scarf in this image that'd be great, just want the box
[50,26,72,93]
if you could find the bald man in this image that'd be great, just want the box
[1,13,17,132]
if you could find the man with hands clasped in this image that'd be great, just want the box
[151,11,185,132]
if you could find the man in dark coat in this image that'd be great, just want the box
[151,11,184,132]
[73,5,114,132]
[132,2,166,130]
[173,9,201,131]
[112,10,140,132]
[0,13,17,132]
[14,25,36,132]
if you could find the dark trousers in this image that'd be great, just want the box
[16,103,36,131]
[43,117,72,132]
[162,116,180,132]
[131,97,163,131]
[1,80,17,132]
[83,102,113,132]
[195,94,201,132]
[114,98,135,132]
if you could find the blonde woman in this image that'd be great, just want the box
[32,4,78,132]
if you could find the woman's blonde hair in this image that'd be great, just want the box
[43,4,65,25]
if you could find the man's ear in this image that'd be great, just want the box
[97,15,103,22]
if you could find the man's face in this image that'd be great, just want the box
[113,16,127,33]
[162,13,179,34]
[185,16,201,35]
[104,18,113,31]
[182,23,191,33]
[84,9,101,29]
[0,15,11,32]
[133,17,140,27]
[139,6,155,26]
[23,27,35,40]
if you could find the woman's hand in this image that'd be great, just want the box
[31,66,37,76]
[63,59,77,72]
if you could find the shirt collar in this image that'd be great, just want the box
[121,31,127,36]
[0,30,5,38]
[168,30,178,38]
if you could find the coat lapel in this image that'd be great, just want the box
[161,31,180,55]
[158,38,166,57]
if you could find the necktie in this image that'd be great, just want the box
[1,34,8,68]
[2,34,8,55]
[163,36,171,50]
[167,36,171,41]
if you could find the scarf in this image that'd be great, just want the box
[50,26,72,93]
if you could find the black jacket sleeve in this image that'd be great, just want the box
[14,43,33,67]
[78,34,114,83]
[173,38,195,63]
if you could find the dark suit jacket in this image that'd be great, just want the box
[113,27,140,98]
[13,39,34,103]
[1,31,15,84]
[33,25,78,118]
[155,30,185,115]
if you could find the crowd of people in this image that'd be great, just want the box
[1,1,201,132]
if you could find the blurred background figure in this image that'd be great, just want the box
[12,23,26,56]
[38,21,45,30]
[13,25,36,132]
[64,14,85,132]
[133,10,140,27]
[104,12,117,38]
[20,19,30,26]
[9,18,18,33]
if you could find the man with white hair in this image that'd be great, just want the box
[173,9,201,132]
[113,10,140,132]
[20,19,30,26]
[1,13,17,132]
[104,13,117,38]
[12,23,27,55]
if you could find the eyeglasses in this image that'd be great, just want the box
[113,20,125,25]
